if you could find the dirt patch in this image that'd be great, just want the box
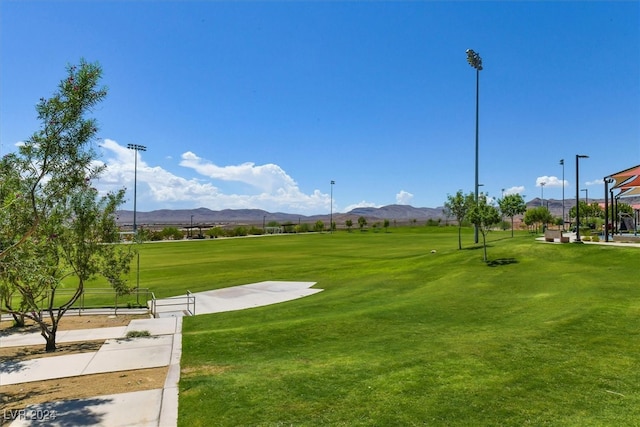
[0,314,168,424]
[0,313,148,334]
[0,340,104,361]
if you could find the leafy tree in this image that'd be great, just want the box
[345,219,353,232]
[0,60,134,351]
[161,227,184,240]
[523,206,554,234]
[568,200,603,229]
[358,216,367,231]
[444,190,475,249]
[206,226,224,238]
[232,226,248,236]
[466,194,501,262]
[314,220,324,232]
[498,193,527,237]
[383,219,390,232]
[248,226,263,235]
[608,201,633,217]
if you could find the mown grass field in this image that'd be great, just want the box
[137,227,640,426]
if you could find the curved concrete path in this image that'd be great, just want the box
[0,281,321,426]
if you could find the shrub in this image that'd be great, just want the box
[427,218,442,227]
[231,226,248,237]
[126,330,151,338]
[206,227,224,238]
[248,226,263,236]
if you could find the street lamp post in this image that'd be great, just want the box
[560,159,565,230]
[581,188,589,230]
[466,49,483,244]
[575,154,589,242]
[605,178,613,242]
[540,182,546,207]
[330,180,335,233]
[127,143,146,305]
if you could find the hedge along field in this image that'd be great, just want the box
[173,228,640,426]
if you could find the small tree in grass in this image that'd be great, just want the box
[523,206,554,234]
[498,193,527,237]
[444,190,475,250]
[345,219,353,232]
[358,216,367,231]
[0,60,134,351]
[467,194,501,262]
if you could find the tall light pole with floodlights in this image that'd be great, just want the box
[127,144,147,235]
[330,180,335,233]
[560,159,565,230]
[540,182,546,207]
[127,143,146,304]
[466,49,483,244]
[575,154,589,242]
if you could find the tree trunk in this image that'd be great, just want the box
[45,333,57,352]
[11,312,25,327]
[481,232,488,262]
[39,317,59,352]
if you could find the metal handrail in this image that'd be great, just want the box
[150,291,196,318]
[3,287,153,317]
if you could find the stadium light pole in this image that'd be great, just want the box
[582,188,589,229]
[127,144,147,235]
[127,143,146,305]
[560,159,565,230]
[540,182,546,207]
[330,180,335,233]
[575,154,589,242]
[466,49,483,244]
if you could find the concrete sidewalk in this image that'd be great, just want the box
[153,280,322,317]
[1,281,321,426]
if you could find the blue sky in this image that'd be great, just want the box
[2,1,638,214]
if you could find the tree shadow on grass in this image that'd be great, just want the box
[487,258,518,267]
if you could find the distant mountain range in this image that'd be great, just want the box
[116,196,639,227]
[115,205,446,226]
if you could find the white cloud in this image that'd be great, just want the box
[343,200,382,212]
[396,190,413,205]
[180,152,298,193]
[94,139,331,213]
[536,176,566,188]
[586,179,604,186]
[503,186,525,195]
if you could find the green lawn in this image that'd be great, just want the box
[148,228,640,426]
